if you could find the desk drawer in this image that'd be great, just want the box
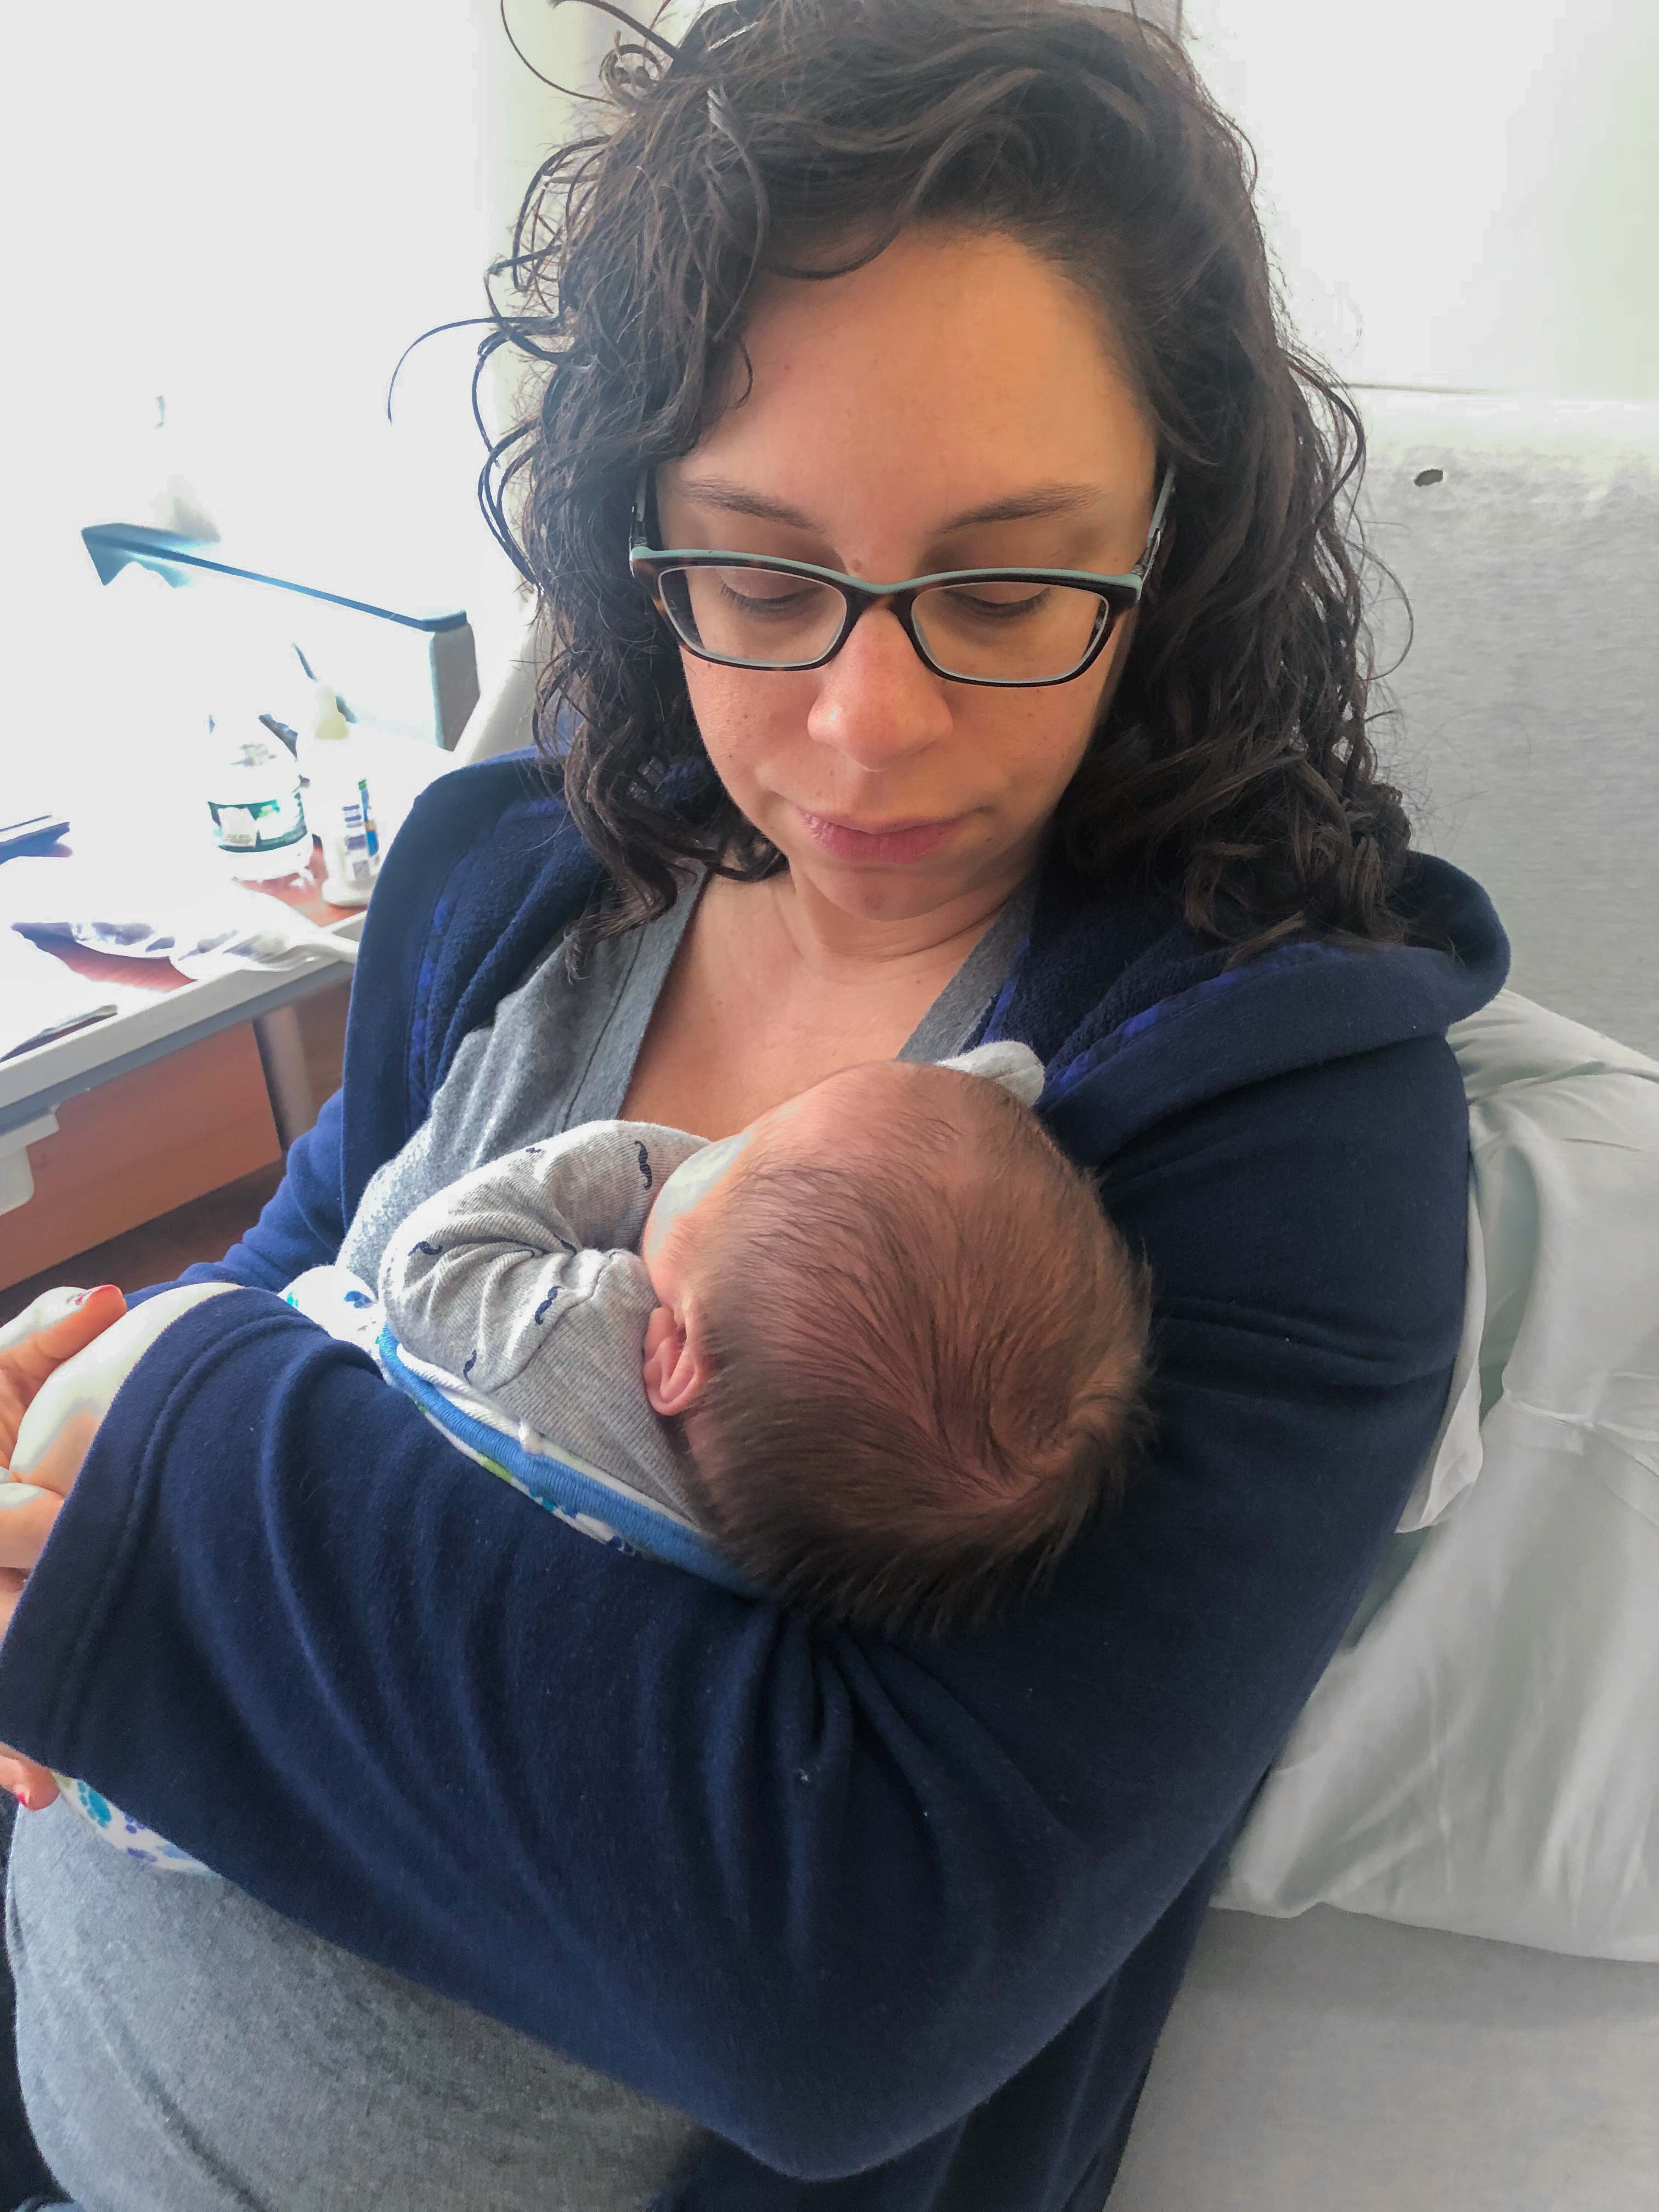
[0,1024,281,1293]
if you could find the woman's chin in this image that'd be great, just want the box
[778,840,962,911]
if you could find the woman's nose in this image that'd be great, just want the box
[804,602,954,769]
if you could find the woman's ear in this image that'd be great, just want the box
[642,1304,708,1418]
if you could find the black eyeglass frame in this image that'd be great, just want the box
[627,462,1176,688]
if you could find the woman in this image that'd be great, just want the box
[0,2,1506,2207]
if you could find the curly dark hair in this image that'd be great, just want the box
[473,0,1420,978]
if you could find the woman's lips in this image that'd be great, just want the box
[796,808,962,864]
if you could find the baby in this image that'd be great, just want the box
[356,1039,1155,1629]
[53,1041,1156,1867]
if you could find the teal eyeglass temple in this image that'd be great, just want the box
[627,461,1178,687]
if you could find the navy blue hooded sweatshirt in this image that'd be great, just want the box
[0,751,1508,2210]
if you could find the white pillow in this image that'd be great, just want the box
[1216,990,1659,1961]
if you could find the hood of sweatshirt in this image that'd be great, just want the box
[985,839,1509,1158]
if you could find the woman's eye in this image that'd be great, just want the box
[717,579,815,617]
[946,584,1052,621]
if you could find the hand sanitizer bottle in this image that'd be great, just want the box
[306,681,381,906]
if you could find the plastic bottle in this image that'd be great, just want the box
[305,681,381,906]
[204,726,311,883]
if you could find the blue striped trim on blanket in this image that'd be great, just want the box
[375,1329,759,1600]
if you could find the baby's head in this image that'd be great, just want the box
[639,1058,1155,1638]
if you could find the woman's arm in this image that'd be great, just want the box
[0,1033,1471,2178]
[0,1282,238,1808]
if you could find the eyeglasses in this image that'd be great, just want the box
[628,462,1175,687]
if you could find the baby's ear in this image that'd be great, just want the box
[936,1040,1045,1107]
[642,1306,706,1418]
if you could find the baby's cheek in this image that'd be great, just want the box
[640,1204,673,1289]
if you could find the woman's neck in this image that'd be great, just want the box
[758,849,1036,986]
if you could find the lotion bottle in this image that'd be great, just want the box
[305,681,381,906]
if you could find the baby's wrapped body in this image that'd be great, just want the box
[339,1035,1078,1594]
[362,1115,726,1571]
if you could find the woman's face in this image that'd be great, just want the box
[653,224,1159,921]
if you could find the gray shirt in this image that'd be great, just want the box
[8,860,1037,2212]
[341,858,1034,1287]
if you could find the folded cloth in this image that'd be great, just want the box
[1218,989,1659,1961]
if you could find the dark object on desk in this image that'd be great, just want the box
[81,523,481,750]
[0,814,71,862]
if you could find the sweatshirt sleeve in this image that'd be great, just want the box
[0,1032,1471,2181]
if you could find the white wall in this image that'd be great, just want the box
[0,0,606,737]
[10,1,1649,770]
[1182,0,1658,399]
[471,0,617,504]
[475,0,1658,416]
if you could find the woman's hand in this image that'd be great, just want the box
[2,1283,244,1535]
[0,1284,133,1591]
[0,1284,128,1462]
[0,1282,240,1809]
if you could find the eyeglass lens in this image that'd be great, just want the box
[656,565,1114,681]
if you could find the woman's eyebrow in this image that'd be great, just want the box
[675,474,1110,533]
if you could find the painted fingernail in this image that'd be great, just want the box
[10,1786,30,1810]
[0,1485,47,1509]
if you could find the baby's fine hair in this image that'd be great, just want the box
[676,1066,1157,1638]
